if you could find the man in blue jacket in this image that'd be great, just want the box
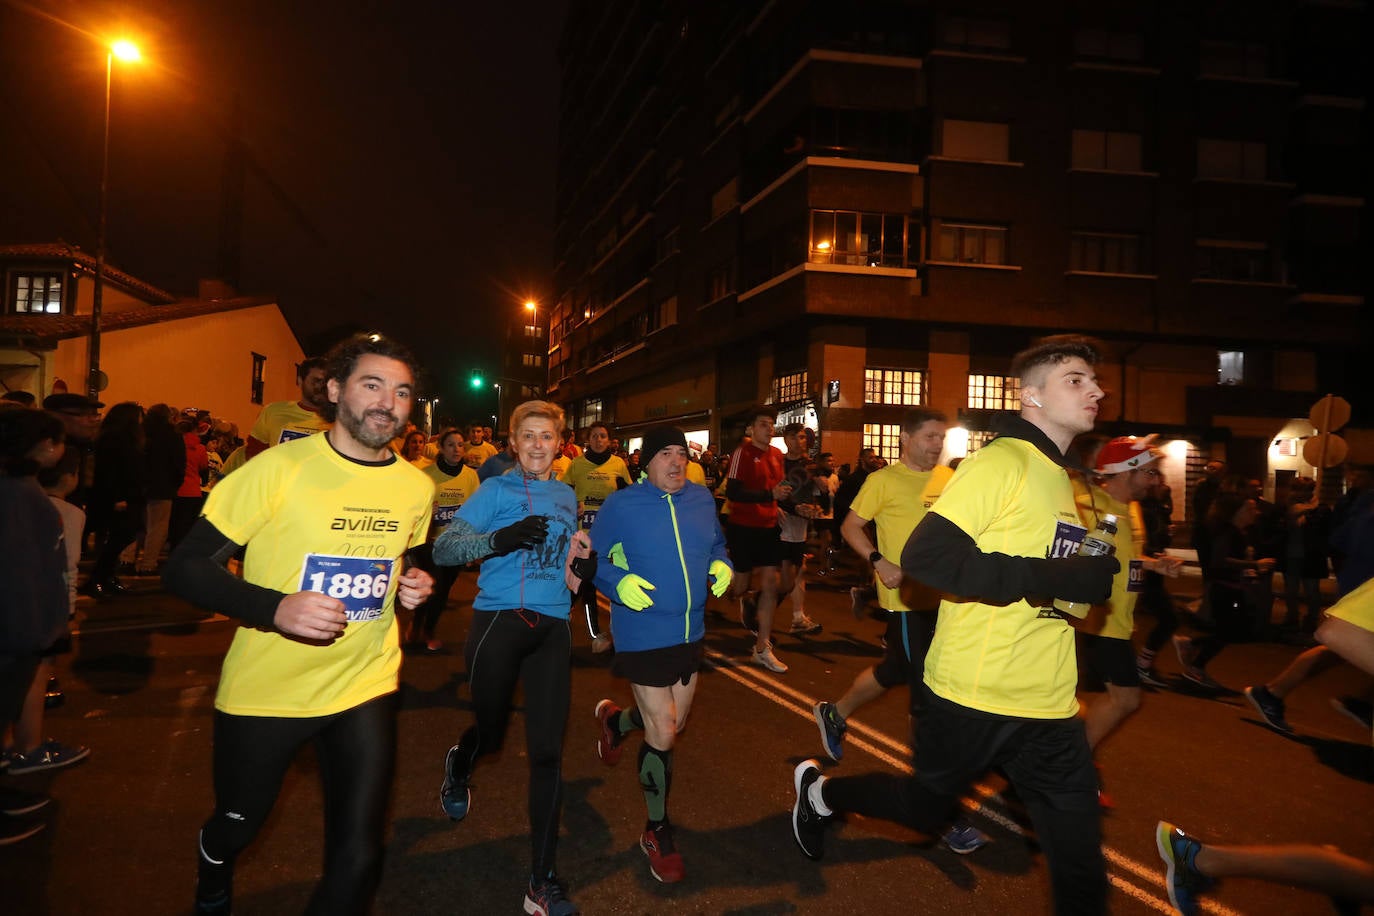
[589,425,732,884]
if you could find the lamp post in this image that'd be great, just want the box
[88,39,140,398]
[524,299,546,398]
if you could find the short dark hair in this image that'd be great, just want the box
[37,449,81,488]
[782,422,804,437]
[588,421,610,436]
[0,408,64,475]
[748,405,778,423]
[1009,334,1103,385]
[298,356,328,379]
[319,333,419,423]
[900,407,948,435]
[1,391,35,406]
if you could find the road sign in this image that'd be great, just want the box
[1303,432,1348,468]
[1309,394,1351,432]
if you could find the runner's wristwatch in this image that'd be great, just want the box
[868,550,883,564]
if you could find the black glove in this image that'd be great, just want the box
[489,516,549,555]
[1028,555,1118,603]
[570,550,597,583]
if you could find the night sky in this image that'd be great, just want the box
[0,0,566,419]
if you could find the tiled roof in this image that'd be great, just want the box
[0,296,279,341]
[0,243,178,304]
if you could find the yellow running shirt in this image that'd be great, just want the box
[850,463,953,612]
[248,400,331,448]
[204,433,431,717]
[1074,485,1145,641]
[1328,576,1374,633]
[922,436,1088,719]
[561,452,633,529]
[422,460,481,539]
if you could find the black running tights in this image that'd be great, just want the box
[451,609,571,878]
[197,693,397,915]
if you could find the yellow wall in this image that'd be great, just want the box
[49,304,305,434]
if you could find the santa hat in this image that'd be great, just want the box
[1094,435,1164,475]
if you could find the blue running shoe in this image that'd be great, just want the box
[1155,821,1213,916]
[524,874,578,915]
[941,821,990,855]
[813,701,847,762]
[440,745,470,821]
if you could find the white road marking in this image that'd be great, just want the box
[705,646,1244,916]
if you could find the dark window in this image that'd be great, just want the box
[1070,232,1148,274]
[251,353,266,405]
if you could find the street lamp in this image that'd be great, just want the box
[88,38,141,398]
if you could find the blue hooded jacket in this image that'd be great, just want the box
[589,480,730,651]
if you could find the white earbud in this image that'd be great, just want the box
[1025,395,1043,407]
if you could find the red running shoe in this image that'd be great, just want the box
[594,699,623,766]
[640,823,685,883]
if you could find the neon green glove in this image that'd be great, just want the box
[709,560,733,598]
[616,574,656,611]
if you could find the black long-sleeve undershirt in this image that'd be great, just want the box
[162,518,285,629]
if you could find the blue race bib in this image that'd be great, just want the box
[300,554,396,621]
[1049,520,1088,559]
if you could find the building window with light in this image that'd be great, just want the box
[771,370,808,405]
[706,262,735,303]
[967,374,1020,410]
[935,222,1008,265]
[576,398,603,430]
[809,210,911,268]
[865,368,926,405]
[12,273,63,314]
[522,353,543,369]
[1218,351,1245,385]
[863,423,902,464]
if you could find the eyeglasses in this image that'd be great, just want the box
[1139,468,1163,479]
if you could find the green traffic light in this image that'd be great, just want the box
[470,372,484,389]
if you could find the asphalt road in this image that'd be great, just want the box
[4,568,1372,915]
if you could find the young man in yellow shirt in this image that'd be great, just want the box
[792,335,1117,915]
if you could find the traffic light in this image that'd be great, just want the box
[470,370,484,390]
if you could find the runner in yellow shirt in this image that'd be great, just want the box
[404,427,481,651]
[164,334,434,916]
[244,356,331,458]
[792,335,1117,916]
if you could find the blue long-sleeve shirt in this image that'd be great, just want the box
[589,480,729,651]
[432,472,577,619]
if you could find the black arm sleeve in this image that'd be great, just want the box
[162,518,285,629]
[725,478,773,504]
[902,513,1117,605]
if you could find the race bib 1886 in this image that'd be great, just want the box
[300,554,396,621]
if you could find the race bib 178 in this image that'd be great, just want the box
[300,554,396,621]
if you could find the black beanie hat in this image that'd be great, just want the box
[641,425,688,461]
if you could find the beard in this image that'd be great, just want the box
[337,400,400,450]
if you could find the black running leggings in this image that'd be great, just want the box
[410,542,461,639]
[450,609,571,878]
[199,693,397,915]
[1139,570,1180,652]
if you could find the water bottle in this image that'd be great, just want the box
[1054,514,1118,618]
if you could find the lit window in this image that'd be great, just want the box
[706,262,735,302]
[967,374,1020,410]
[521,353,543,368]
[1218,351,1244,385]
[863,424,902,465]
[771,371,808,405]
[865,368,926,405]
[13,273,63,314]
[966,430,998,452]
[577,398,603,429]
[810,210,910,268]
